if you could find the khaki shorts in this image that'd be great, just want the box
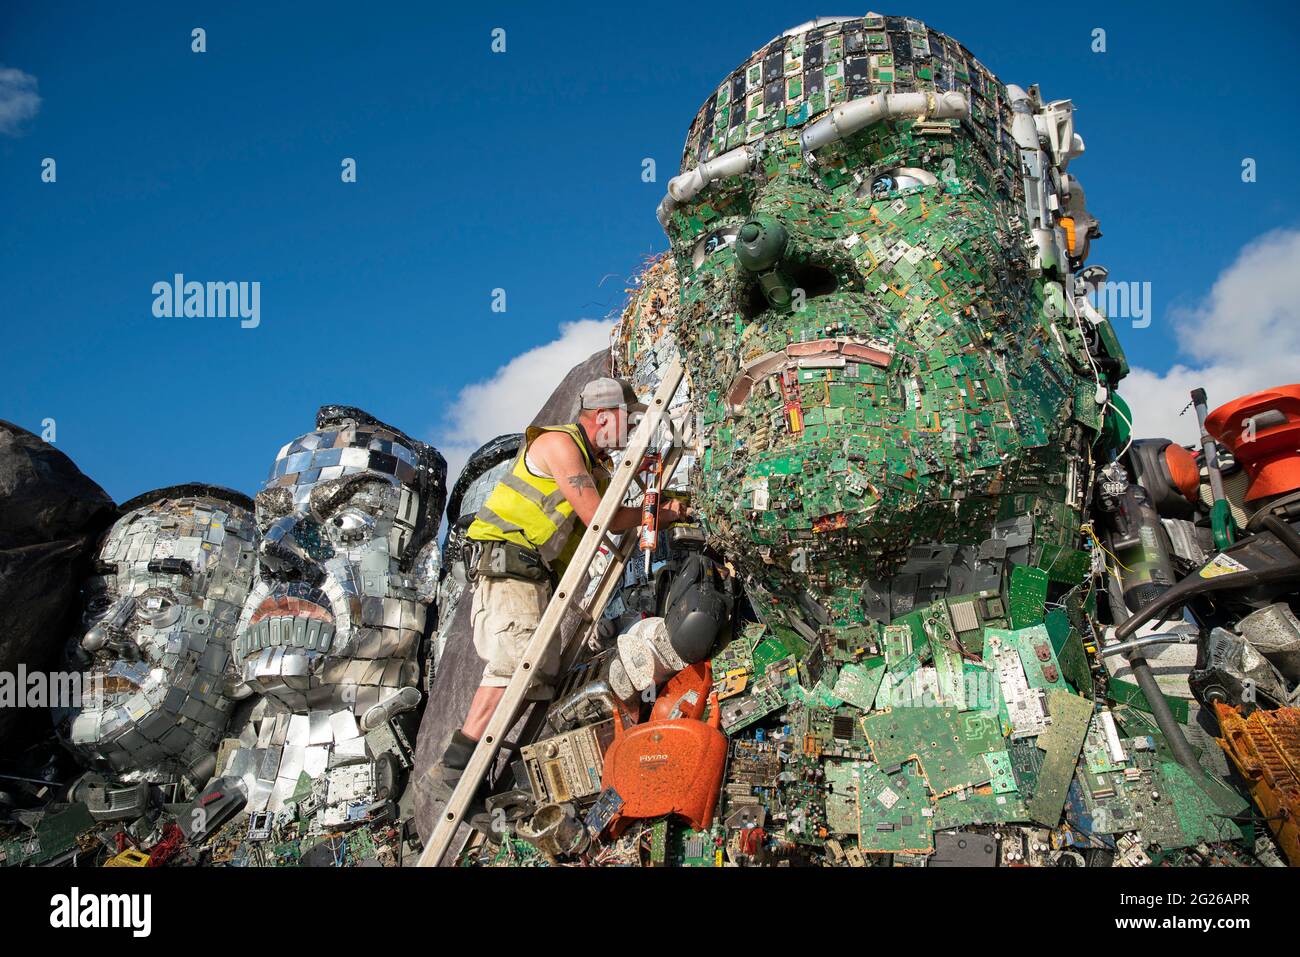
[471,576,558,688]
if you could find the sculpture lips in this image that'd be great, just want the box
[250,594,334,625]
[723,334,896,411]
[238,596,338,661]
[84,662,145,701]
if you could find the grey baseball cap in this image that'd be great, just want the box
[580,377,647,414]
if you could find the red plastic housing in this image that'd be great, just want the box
[602,664,727,834]
[1206,385,1300,501]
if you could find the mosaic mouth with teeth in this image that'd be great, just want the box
[237,615,336,658]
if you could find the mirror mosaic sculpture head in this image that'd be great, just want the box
[63,486,257,778]
[236,406,446,719]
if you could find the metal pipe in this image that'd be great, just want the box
[0,773,62,786]
[1192,388,1227,502]
[1126,650,1201,771]
[1099,632,1193,658]
[657,146,752,226]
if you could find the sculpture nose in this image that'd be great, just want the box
[82,596,139,658]
[259,516,326,585]
[735,215,788,274]
[734,215,797,312]
[734,214,841,315]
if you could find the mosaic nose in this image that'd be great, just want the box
[735,215,795,312]
[259,515,328,585]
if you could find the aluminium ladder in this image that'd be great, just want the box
[418,355,686,866]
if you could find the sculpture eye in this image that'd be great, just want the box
[861,167,938,199]
[136,589,182,627]
[690,225,742,269]
[83,585,116,626]
[331,508,376,536]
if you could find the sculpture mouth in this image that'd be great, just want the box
[239,591,338,659]
[723,335,896,413]
[250,593,334,625]
[80,660,148,706]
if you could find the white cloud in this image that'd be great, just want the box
[433,319,612,486]
[0,66,41,136]
[1121,228,1300,445]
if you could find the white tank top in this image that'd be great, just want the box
[524,447,552,479]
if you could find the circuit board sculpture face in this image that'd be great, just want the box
[456,11,1273,873]
[657,13,1109,643]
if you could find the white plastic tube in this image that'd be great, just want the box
[657,145,753,226]
[657,90,969,226]
[799,90,969,151]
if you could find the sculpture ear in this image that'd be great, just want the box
[410,539,442,605]
[398,440,447,570]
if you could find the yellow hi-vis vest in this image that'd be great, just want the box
[466,424,611,574]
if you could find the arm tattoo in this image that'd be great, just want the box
[566,473,597,491]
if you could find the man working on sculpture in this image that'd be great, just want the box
[426,376,689,815]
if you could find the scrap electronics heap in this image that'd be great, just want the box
[457,13,1300,868]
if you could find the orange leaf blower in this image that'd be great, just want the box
[600,661,728,834]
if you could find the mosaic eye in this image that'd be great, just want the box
[331,508,376,535]
[690,224,742,269]
[136,589,182,627]
[82,584,116,627]
[863,167,938,199]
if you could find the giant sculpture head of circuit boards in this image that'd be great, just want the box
[235,406,446,723]
[61,486,258,779]
[658,15,1126,638]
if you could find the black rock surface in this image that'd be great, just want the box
[0,422,115,757]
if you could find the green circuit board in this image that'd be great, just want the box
[825,760,865,835]
[862,705,1005,796]
[932,784,1028,829]
[831,658,887,711]
[1025,689,1093,826]
[855,761,933,855]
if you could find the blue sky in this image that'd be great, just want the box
[2,1,1298,503]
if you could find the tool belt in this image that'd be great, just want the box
[468,539,552,585]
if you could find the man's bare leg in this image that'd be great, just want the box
[462,685,505,741]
